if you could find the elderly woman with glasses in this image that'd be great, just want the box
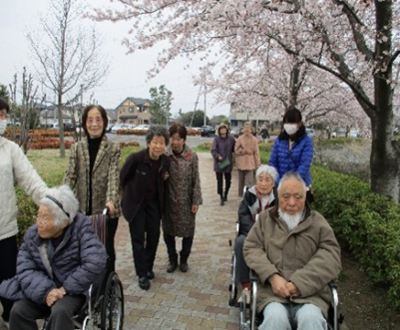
[235,165,278,304]
[0,185,107,330]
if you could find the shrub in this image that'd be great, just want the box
[312,165,400,308]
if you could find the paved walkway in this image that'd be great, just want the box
[116,152,241,329]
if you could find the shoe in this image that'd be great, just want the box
[224,192,228,202]
[147,271,155,280]
[180,257,189,273]
[220,197,224,206]
[237,288,250,304]
[167,255,178,273]
[138,276,150,290]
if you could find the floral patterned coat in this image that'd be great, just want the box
[64,136,121,217]
[163,144,202,237]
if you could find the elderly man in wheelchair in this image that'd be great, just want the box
[0,185,107,330]
[243,172,341,330]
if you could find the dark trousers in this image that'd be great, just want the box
[9,295,85,330]
[216,172,232,196]
[234,235,250,283]
[163,233,194,260]
[128,200,161,278]
[0,236,18,322]
[106,217,119,272]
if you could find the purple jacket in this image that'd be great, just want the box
[211,135,236,172]
[0,213,107,305]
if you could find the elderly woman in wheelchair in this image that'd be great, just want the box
[243,172,342,330]
[0,185,107,330]
[234,165,278,304]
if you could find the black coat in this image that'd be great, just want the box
[120,148,171,223]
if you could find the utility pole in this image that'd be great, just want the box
[203,72,207,127]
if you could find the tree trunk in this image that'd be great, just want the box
[370,0,399,200]
[58,93,66,158]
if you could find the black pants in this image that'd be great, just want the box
[0,235,18,322]
[216,172,232,196]
[128,200,161,278]
[163,233,194,260]
[106,217,119,272]
[9,295,85,330]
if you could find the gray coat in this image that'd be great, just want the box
[163,145,202,237]
[64,136,121,217]
[0,213,107,305]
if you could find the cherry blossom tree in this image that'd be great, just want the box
[94,0,400,200]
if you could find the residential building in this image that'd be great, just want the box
[116,97,153,125]
[228,102,270,132]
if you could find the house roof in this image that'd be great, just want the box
[116,97,152,109]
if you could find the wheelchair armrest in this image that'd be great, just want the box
[250,269,258,282]
[328,280,340,330]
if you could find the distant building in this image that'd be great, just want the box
[38,104,75,127]
[106,109,118,124]
[116,97,153,125]
[228,102,270,131]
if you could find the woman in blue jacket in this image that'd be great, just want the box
[269,107,314,201]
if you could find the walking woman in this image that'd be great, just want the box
[0,98,48,328]
[120,126,170,290]
[269,106,314,202]
[164,123,202,273]
[64,104,121,272]
[234,122,261,197]
[211,123,236,206]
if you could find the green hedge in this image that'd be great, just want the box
[312,165,400,308]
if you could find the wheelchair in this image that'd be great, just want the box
[228,221,240,307]
[42,208,124,330]
[238,270,344,330]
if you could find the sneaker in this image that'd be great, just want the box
[237,288,250,304]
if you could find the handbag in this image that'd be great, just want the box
[218,158,231,170]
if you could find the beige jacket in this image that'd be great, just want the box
[234,134,260,170]
[243,207,341,318]
[64,136,121,217]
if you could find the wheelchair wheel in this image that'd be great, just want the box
[101,272,124,330]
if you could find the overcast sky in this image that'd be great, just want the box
[0,0,230,118]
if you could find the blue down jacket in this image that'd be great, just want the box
[0,213,107,305]
[269,134,314,186]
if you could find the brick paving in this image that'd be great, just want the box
[116,152,241,330]
[0,152,241,330]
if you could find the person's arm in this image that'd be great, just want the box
[12,142,48,203]
[63,143,78,193]
[17,232,57,305]
[238,191,255,236]
[62,219,107,295]
[106,143,121,215]
[289,216,342,298]
[295,137,314,183]
[211,138,221,160]
[254,138,261,168]
[243,213,279,285]
[191,153,202,208]
[120,152,138,189]
[234,136,245,155]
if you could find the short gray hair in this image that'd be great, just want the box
[39,185,79,227]
[256,165,278,183]
[146,125,169,146]
[277,172,307,193]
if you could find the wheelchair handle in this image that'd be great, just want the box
[103,206,110,216]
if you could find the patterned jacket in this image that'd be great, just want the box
[64,136,121,217]
[269,134,314,186]
[163,145,202,237]
[0,213,107,304]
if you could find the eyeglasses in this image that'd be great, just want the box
[87,118,102,125]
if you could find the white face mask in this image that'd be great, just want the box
[284,123,299,136]
[0,119,7,135]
